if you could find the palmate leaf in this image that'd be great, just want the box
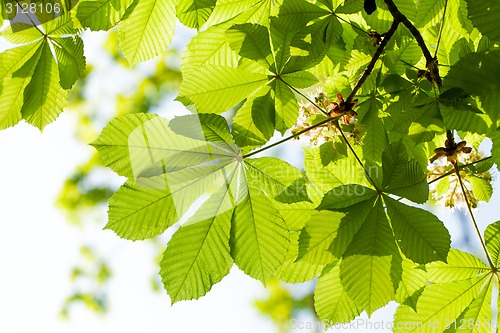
[0,16,85,130]
[484,221,500,266]
[93,113,303,299]
[118,0,176,65]
[177,65,268,113]
[176,0,216,29]
[466,0,500,43]
[274,231,325,283]
[394,250,492,333]
[382,140,428,203]
[204,0,272,26]
[160,186,233,303]
[75,0,136,31]
[415,0,445,28]
[315,263,360,325]
[444,50,500,124]
[384,196,450,264]
[296,210,343,264]
[179,22,319,136]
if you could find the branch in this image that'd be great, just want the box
[383,0,442,87]
[428,156,493,185]
[346,18,401,103]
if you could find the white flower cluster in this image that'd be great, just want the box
[291,88,362,147]
[428,149,492,210]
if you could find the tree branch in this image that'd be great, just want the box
[383,0,442,87]
[346,18,401,103]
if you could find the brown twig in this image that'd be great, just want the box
[346,18,401,103]
[383,0,442,87]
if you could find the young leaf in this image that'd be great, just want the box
[315,263,360,325]
[91,113,158,178]
[297,210,343,264]
[106,179,178,240]
[118,0,176,65]
[466,0,500,43]
[317,184,376,210]
[382,140,429,203]
[230,187,291,282]
[274,232,325,283]
[177,65,268,113]
[160,187,233,303]
[384,196,451,264]
[176,0,216,29]
[76,0,135,31]
[484,221,500,266]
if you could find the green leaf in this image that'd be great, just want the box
[226,23,273,68]
[91,113,158,178]
[181,23,239,72]
[382,140,429,203]
[297,211,343,264]
[275,231,325,283]
[315,263,360,324]
[118,0,176,65]
[426,249,489,283]
[444,50,500,124]
[317,184,376,210]
[76,0,135,31]
[395,259,427,311]
[272,79,298,133]
[177,65,267,113]
[176,0,216,29]
[394,250,492,332]
[466,0,500,43]
[467,175,493,202]
[168,113,236,152]
[232,88,275,151]
[484,221,500,266]
[54,37,86,90]
[385,196,451,264]
[205,0,272,26]
[244,157,302,198]
[230,187,291,282]
[304,145,370,193]
[160,187,233,303]
[394,275,491,333]
[340,255,398,316]
[339,199,402,315]
[21,42,68,130]
[415,0,445,27]
[106,179,177,240]
[358,96,388,163]
[275,177,312,204]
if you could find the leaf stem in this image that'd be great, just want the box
[434,0,449,59]
[336,123,380,190]
[283,80,380,190]
[453,163,495,269]
[428,156,492,185]
[346,18,401,104]
[242,115,340,159]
